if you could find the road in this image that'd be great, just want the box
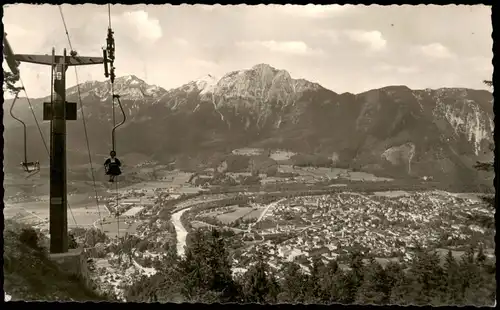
[191,220,247,233]
[246,198,287,233]
[256,198,286,223]
[132,258,156,276]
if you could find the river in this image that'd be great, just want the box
[171,208,191,257]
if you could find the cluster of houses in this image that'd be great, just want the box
[230,191,491,271]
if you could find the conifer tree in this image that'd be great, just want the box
[318,258,344,303]
[458,245,491,305]
[279,262,308,302]
[206,228,240,302]
[355,258,387,305]
[306,256,325,302]
[241,250,278,303]
[341,250,364,303]
[383,261,405,300]
[409,249,446,304]
[443,250,462,304]
[475,245,486,265]
[179,229,212,299]
[3,70,21,94]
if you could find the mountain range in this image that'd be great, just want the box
[3,64,494,190]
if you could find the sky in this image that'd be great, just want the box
[3,4,493,99]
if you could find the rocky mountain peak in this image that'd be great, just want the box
[66,75,167,102]
[210,64,321,98]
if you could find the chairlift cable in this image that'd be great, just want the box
[105,4,126,241]
[58,5,74,53]
[4,34,42,176]
[116,181,120,239]
[19,77,49,156]
[108,4,112,29]
[73,68,104,231]
[9,91,28,165]
[108,4,117,153]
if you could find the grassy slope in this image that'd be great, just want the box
[3,220,109,301]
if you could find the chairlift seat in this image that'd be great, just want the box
[21,161,40,173]
[105,158,122,176]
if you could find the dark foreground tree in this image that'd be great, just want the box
[241,250,279,303]
[355,258,388,305]
[123,228,496,306]
[3,70,21,94]
[178,228,240,302]
[318,258,344,303]
[278,262,309,303]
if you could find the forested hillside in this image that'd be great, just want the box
[3,220,110,302]
[125,228,496,305]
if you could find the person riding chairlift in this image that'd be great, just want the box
[104,151,122,182]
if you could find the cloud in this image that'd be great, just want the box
[173,38,189,47]
[4,23,29,37]
[396,66,420,74]
[344,30,387,52]
[185,58,218,69]
[373,63,420,74]
[120,10,163,44]
[58,9,163,54]
[4,23,51,53]
[419,43,455,59]
[236,40,322,55]
[463,56,492,73]
[313,29,341,44]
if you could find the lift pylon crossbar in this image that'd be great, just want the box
[14,54,104,67]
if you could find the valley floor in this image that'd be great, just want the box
[3,162,494,301]
[171,189,494,277]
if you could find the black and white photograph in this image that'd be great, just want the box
[2,3,495,305]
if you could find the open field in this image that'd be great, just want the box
[117,172,203,194]
[3,167,204,237]
[270,150,296,161]
[278,165,393,182]
[122,206,145,217]
[232,148,264,156]
[4,192,110,229]
[241,208,264,221]
[213,206,255,224]
[4,204,105,233]
[99,216,142,238]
